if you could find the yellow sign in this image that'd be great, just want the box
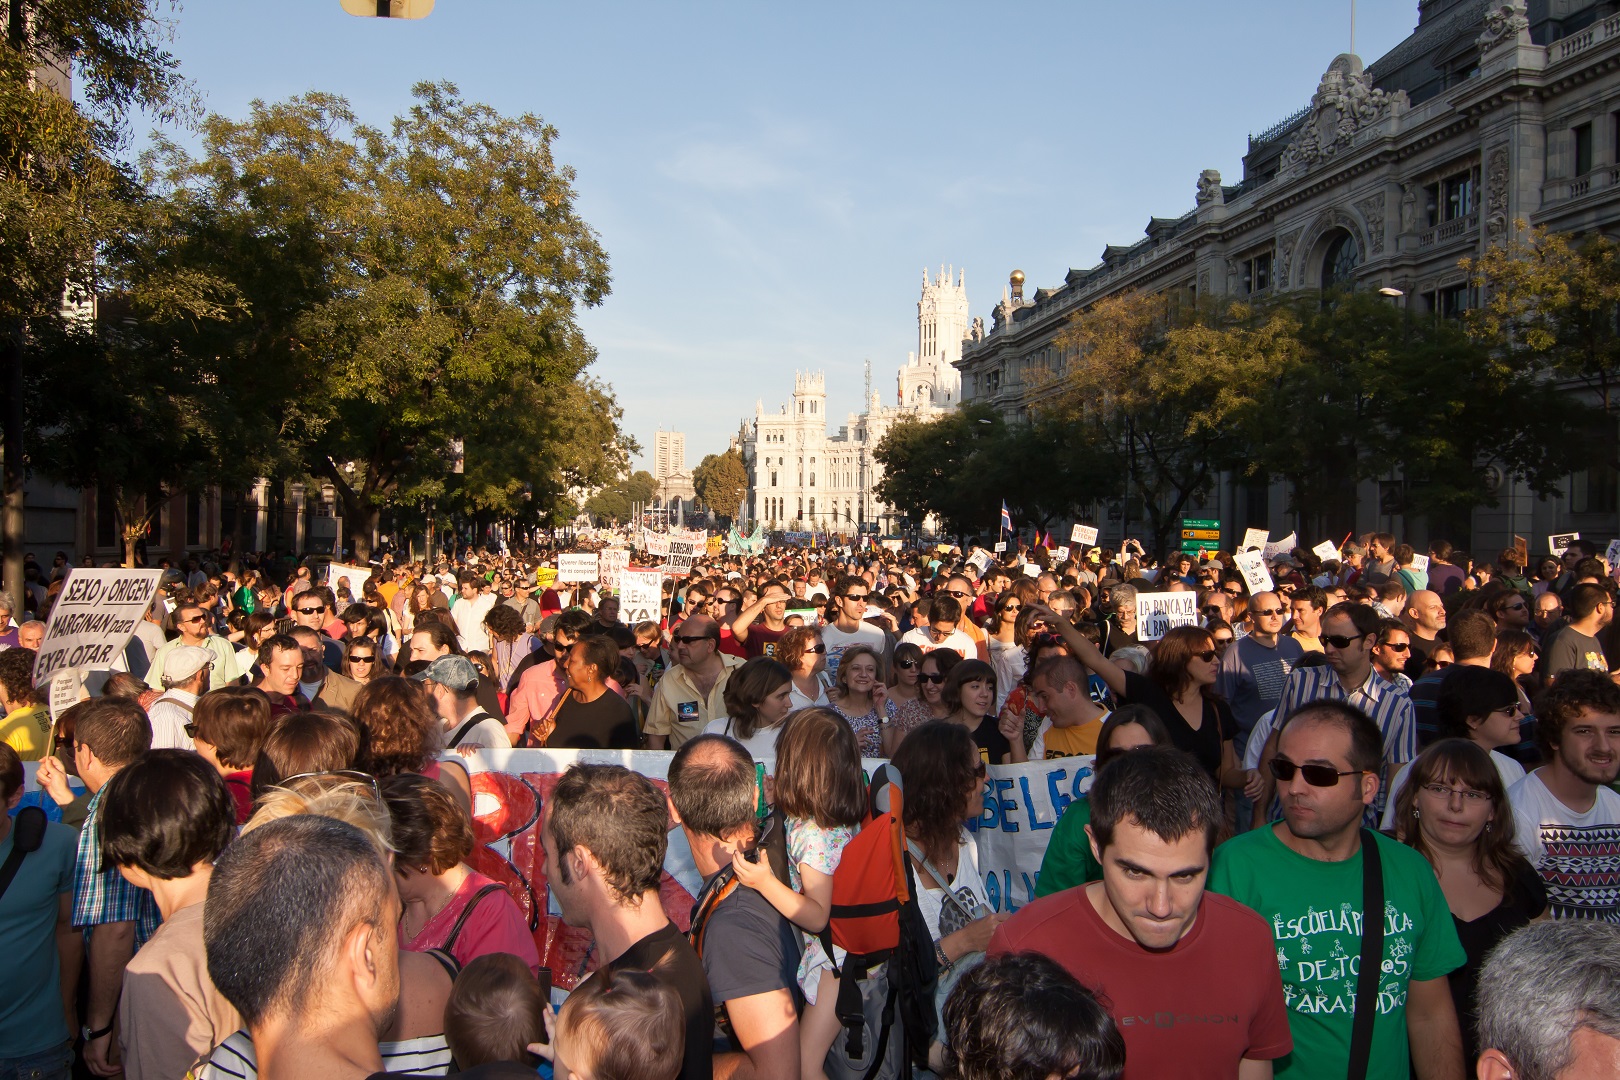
[707,536,723,556]
[534,567,558,589]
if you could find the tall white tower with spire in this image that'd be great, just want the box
[899,265,967,407]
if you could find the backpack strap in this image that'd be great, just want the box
[446,709,492,750]
[153,692,196,718]
[442,883,505,954]
[1347,829,1384,1080]
[688,867,740,960]
[0,807,47,906]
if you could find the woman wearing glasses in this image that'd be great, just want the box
[1390,739,1545,1066]
[889,648,960,753]
[345,636,383,687]
[887,641,925,710]
[1380,667,1527,828]
[776,626,831,711]
[985,593,1026,713]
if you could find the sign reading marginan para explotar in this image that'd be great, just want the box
[32,569,164,684]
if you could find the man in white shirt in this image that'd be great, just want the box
[820,576,889,680]
[450,572,496,653]
[1508,669,1620,921]
[898,594,976,658]
[148,646,212,749]
[414,654,511,749]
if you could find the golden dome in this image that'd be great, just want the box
[1009,269,1025,285]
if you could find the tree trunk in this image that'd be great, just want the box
[1,324,24,613]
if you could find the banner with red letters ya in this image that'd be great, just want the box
[460,748,1097,989]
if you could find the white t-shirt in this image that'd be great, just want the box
[1508,769,1620,920]
[445,709,512,750]
[899,627,979,662]
[821,622,888,680]
[452,593,497,653]
[913,827,992,943]
[702,716,785,759]
[1379,749,1526,829]
[788,677,830,712]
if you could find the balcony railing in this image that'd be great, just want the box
[1416,211,1479,248]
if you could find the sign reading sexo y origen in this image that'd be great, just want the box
[32,569,164,684]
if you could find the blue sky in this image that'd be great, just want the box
[146,0,1418,471]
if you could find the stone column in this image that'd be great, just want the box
[290,482,307,555]
[251,478,270,553]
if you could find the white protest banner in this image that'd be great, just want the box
[49,669,83,722]
[618,569,664,626]
[32,568,163,684]
[1410,553,1430,574]
[1071,524,1098,546]
[326,562,373,598]
[556,553,600,584]
[664,538,699,574]
[1241,527,1269,552]
[965,549,992,575]
[1053,545,1071,563]
[1607,539,1620,569]
[1022,563,1041,578]
[1134,591,1199,641]
[442,748,1096,990]
[1311,540,1340,563]
[642,530,670,558]
[598,548,630,592]
[1549,532,1580,557]
[993,542,1007,554]
[881,539,903,552]
[1234,550,1274,595]
[1263,532,1298,560]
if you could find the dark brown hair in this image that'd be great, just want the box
[1094,704,1172,770]
[893,721,980,864]
[1393,739,1532,898]
[74,696,151,768]
[941,658,996,715]
[354,676,442,776]
[101,749,235,878]
[772,707,866,830]
[1534,669,1620,756]
[444,953,545,1069]
[547,764,667,902]
[720,657,792,740]
[1145,624,1216,700]
[381,772,473,874]
[193,687,275,770]
[252,711,362,796]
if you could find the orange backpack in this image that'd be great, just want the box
[824,788,910,955]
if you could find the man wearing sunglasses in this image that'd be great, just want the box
[644,615,741,750]
[1272,602,1416,823]
[288,588,345,673]
[821,576,891,680]
[1217,591,1305,798]
[1211,701,1468,1080]
[144,601,241,693]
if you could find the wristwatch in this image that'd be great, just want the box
[933,941,952,972]
[83,1020,114,1042]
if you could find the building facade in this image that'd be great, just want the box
[649,429,696,511]
[956,0,1620,554]
[738,268,968,533]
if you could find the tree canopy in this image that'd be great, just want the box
[693,449,748,521]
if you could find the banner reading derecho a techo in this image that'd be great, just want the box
[460,748,1095,989]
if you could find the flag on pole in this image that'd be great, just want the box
[1000,502,1012,533]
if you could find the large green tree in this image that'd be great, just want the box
[584,469,655,525]
[692,449,748,521]
[118,83,621,558]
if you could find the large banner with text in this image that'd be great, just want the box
[459,748,1096,989]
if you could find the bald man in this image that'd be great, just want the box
[1403,590,1448,679]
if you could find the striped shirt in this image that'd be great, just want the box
[193,1029,453,1079]
[1273,665,1417,819]
[72,785,161,946]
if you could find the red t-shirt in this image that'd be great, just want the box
[743,624,789,659]
[989,884,1291,1079]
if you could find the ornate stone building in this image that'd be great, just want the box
[739,268,968,532]
[956,0,1620,553]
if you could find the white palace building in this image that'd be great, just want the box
[737,267,970,534]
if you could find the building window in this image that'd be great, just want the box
[809,473,816,486]
[1241,252,1272,294]
[1322,232,1361,290]
[1575,122,1594,177]
[808,497,816,518]
[1439,282,1474,319]
[1443,170,1474,219]
[986,369,1001,395]
[769,471,777,487]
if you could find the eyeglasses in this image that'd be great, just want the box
[178,614,205,624]
[944,590,971,600]
[1268,758,1363,787]
[1251,607,1286,618]
[844,592,870,602]
[1192,649,1217,662]
[928,626,956,640]
[1379,641,1411,652]
[280,769,384,802]
[1002,604,1021,613]
[672,634,718,645]
[1322,633,1367,649]
[808,643,827,653]
[294,606,323,615]
[895,658,919,669]
[919,672,946,684]
[1419,783,1490,804]
[1201,606,1223,615]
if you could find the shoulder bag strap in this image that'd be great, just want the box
[1347,828,1384,1080]
[441,883,506,953]
[0,807,47,905]
[905,839,976,925]
[447,710,490,750]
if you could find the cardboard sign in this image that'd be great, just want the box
[1233,550,1274,595]
[1135,592,1199,641]
[598,548,630,592]
[664,538,700,574]
[1549,532,1581,557]
[1241,528,1270,552]
[966,549,992,575]
[881,539,903,552]
[49,669,83,722]
[642,530,671,558]
[32,568,163,685]
[1022,563,1041,578]
[556,553,600,584]
[1263,532,1298,560]
[1410,553,1430,574]
[326,562,373,598]
[618,569,664,626]
[1071,524,1098,546]
[993,542,1007,554]
[1512,535,1529,565]
[1311,540,1340,563]
[1606,539,1620,569]
[1053,546,1071,563]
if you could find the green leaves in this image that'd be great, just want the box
[692,450,748,522]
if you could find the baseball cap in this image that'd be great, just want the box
[162,645,214,683]
[412,654,480,692]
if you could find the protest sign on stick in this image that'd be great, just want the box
[32,569,163,685]
[1135,592,1199,641]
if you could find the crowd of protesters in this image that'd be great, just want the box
[0,529,1617,1080]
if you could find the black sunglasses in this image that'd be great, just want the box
[1268,758,1363,787]
[1379,641,1410,652]
[350,654,378,663]
[672,634,718,645]
[919,672,946,684]
[294,606,323,615]
[895,658,919,669]
[1322,633,1366,649]
[1193,650,1217,662]
[808,643,827,654]
[1251,607,1286,617]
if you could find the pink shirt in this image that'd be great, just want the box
[504,659,623,738]
[402,869,540,975]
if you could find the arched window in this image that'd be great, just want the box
[1323,232,1361,290]
[809,497,816,517]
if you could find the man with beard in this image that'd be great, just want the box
[1508,670,1620,921]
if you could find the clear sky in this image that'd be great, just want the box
[145,0,1419,471]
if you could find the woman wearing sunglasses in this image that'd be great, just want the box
[887,641,925,709]
[345,635,383,687]
[1025,604,1240,788]
[986,593,1027,714]
[776,625,830,711]
[1389,739,1544,1067]
[1380,666,1528,829]
[888,648,960,754]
